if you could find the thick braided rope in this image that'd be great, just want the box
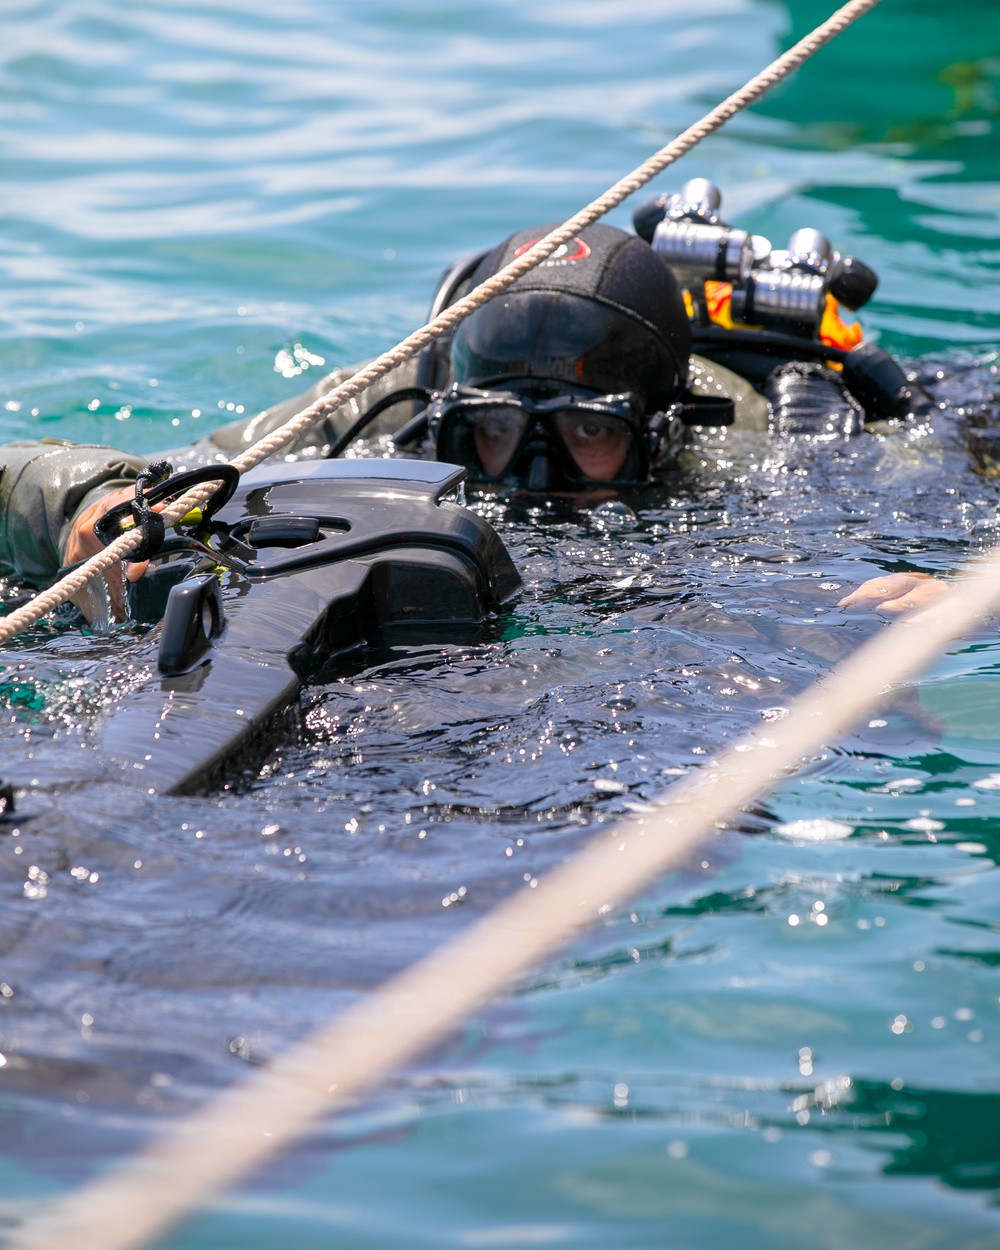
[0,0,880,649]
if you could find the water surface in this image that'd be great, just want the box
[1,2,1000,1247]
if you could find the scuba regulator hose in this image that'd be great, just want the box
[327,386,434,458]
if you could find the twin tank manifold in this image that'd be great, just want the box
[96,460,521,795]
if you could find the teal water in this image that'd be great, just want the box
[3,2,1000,1247]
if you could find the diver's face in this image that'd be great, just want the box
[435,385,646,488]
[473,412,632,481]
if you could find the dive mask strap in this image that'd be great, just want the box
[644,390,734,470]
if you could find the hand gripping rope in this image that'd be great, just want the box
[0,0,881,649]
[92,461,172,561]
[91,462,241,558]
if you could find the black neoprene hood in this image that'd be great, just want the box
[451,222,691,408]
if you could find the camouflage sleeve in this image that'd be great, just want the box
[0,441,148,587]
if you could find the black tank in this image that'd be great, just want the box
[450,222,691,410]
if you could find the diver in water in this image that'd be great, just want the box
[0,183,947,621]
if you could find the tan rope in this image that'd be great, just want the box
[0,0,882,650]
[11,547,1000,1250]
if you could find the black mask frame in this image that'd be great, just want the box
[430,383,650,489]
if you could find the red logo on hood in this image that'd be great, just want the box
[513,236,592,264]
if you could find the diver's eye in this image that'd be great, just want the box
[555,412,627,450]
[574,418,617,443]
[553,410,634,481]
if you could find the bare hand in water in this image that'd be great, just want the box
[63,485,153,620]
[838,572,951,614]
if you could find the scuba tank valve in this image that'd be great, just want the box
[728,228,875,337]
[645,179,753,293]
[635,184,880,341]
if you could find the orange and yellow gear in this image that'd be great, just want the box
[691,281,863,352]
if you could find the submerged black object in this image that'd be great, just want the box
[94,460,520,795]
[839,341,934,420]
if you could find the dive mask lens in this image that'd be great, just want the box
[467,407,531,477]
[437,402,530,478]
[552,409,637,482]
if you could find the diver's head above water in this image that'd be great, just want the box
[384,201,928,489]
[427,221,694,490]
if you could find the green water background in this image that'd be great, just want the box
[2,1,1000,1247]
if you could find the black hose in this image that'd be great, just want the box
[691,325,849,364]
[328,386,434,459]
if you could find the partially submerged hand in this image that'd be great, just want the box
[63,484,153,621]
[838,572,951,615]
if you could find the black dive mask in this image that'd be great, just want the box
[431,383,649,489]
